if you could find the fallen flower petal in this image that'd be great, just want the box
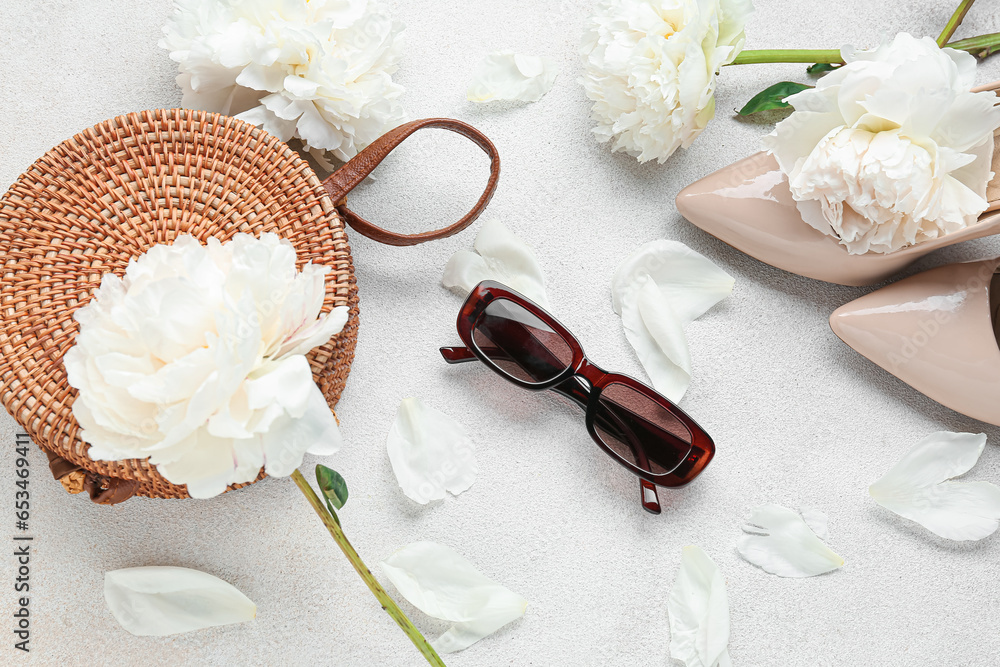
[619,278,691,402]
[611,240,734,401]
[668,545,731,667]
[798,506,831,541]
[105,566,255,636]
[442,219,550,308]
[870,431,1000,541]
[381,541,527,653]
[738,504,844,577]
[467,51,558,103]
[611,240,736,321]
[387,398,477,504]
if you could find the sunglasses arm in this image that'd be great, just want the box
[440,346,478,364]
[600,406,662,515]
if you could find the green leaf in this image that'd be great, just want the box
[316,464,349,512]
[807,62,841,74]
[737,82,813,116]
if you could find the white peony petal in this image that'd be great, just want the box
[235,63,285,94]
[386,398,476,504]
[668,545,731,667]
[283,74,320,98]
[245,356,314,419]
[261,382,341,477]
[180,79,239,116]
[798,506,831,541]
[620,279,691,402]
[442,219,550,308]
[611,240,736,320]
[308,146,337,172]
[611,241,734,402]
[275,305,350,360]
[105,566,255,636]
[236,104,298,142]
[738,504,844,577]
[467,51,558,103]
[296,102,343,152]
[869,431,1000,541]
[441,250,491,294]
[127,347,215,405]
[381,541,527,653]
[303,382,343,456]
[152,431,241,500]
[231,437,266,485]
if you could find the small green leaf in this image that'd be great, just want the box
[737,82,813,116]
[316,464,349,511]
[807,62,842,74]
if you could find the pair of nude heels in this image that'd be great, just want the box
[675,83,1000,426]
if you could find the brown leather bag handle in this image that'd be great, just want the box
[321,118,501,246]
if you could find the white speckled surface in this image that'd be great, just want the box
[2,1,1000,665]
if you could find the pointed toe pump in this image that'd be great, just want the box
[676,84,1000,287]
[829,257,1000,426]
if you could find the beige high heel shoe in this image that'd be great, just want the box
[676,83,1000,287]
[829,257,1000,426]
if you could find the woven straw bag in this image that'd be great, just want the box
[0,109,499,504]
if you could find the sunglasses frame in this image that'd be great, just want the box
[441,281,715,512]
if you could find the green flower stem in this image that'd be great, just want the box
[290,470,446,667]
[728,49,844,66]
[728,32,1000,67]
[937,0,976,47]
[946,31,1000,58]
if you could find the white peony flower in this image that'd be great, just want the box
[160,0,406,162]
[466,51,558,103]
[763,33,1000,255]
[579,0,753,163]
[64,233,349,499]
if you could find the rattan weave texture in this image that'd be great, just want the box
[0,108,359,499]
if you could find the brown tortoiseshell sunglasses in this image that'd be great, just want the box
[440,281,715,514]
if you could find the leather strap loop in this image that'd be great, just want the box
[321,118,501,246]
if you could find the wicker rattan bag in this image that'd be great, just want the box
[0,109,499,504]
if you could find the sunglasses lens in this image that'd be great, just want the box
[593,382,692,475]
[472,298,573,384]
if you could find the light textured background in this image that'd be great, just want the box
[2,1,1000,665]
